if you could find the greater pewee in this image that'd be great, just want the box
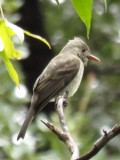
[17,37,100,140]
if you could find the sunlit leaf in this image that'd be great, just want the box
[1,52,19,85]
[0,19,21,59]
[24,30,51,49]
[0,17,51,85]
[0,37,4,51]
[6,20,24,42]
[71,0,93,38]
[0,19,22,85]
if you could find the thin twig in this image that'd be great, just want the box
[41,120,68,141]
[41,92,79,160]
[76,124,120,160]
[41,93,120,160]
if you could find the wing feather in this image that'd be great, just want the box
[32,54,80,112]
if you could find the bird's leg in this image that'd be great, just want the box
[63,91,68,108]
[55,91,69,109]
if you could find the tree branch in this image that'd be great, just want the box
[76,124,120,160]
[55,92,79,160]
[41,120,68,142]
[42,92,79,160]
[41,94,120,160]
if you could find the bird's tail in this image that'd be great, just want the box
[17,107,35,141]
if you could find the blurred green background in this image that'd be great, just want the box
[0,0,120,159]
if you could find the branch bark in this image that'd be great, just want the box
[41,94,120,160]
[77,124,120,160]
[55,92,79,160]
[42,92,79,160]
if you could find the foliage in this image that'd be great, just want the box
[0,0,120,160]
[71,0,93,38]
[0,19,22,85]
[0,6,50,85]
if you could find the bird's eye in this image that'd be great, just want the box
[82,47,86,52]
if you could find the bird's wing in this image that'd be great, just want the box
[31,54,81,112]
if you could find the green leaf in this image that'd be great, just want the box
[6,20,24,43]
[24,30,51,49]
[0,19,21,59]
[71,0,93,38]
[1,52,19,85]
[0,17,51,85]
[0,19,22,85]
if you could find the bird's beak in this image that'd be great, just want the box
[86,54,100,62]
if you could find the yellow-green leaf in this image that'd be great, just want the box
[71,0,93,38]
[24,30,51,49]
[0,19,21,59]
[1,52,19,85]
[6,20,24,43]
[0,17,51,86]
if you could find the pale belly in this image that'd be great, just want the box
[50,60,84,101]
[63,61,84,97]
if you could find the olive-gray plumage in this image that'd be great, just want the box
[17,37,99,140]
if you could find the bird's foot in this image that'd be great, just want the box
[55,91,69,109]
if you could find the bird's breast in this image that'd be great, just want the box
[63,60,84,97]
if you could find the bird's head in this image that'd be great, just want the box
[60,37,100,66]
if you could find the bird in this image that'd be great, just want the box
[17,37,100,140]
